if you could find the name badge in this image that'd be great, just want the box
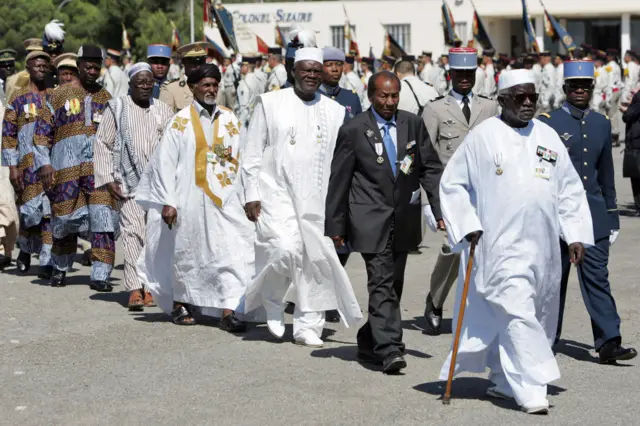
[400,155,413,174]
[535,166,551,180]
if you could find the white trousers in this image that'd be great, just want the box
[261,283,325,340]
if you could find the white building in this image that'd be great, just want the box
[225,0,640,57]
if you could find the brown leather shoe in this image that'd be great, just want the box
[143,291,156,307]
[128,290,144,311]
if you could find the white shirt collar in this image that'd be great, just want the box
[450,90,473,110]
[192,100,218,120]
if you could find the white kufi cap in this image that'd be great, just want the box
[498,69,536,91]
[295,47,323,64]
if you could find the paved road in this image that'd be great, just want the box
[1,150,638,425]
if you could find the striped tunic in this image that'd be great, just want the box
[94,96,174,290]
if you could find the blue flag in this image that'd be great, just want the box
[521,0,540,53]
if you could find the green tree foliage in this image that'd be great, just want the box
[0,0,205,66]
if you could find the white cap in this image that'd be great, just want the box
[294,47,323,64]
[498,69,536,91]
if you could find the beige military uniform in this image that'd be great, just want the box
[159,77,193,112]
[421,92,500,309]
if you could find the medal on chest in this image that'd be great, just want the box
[289,126,296,145]
[494,152,503,176]
[375,142,384,164]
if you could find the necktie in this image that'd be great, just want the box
[462,96,471,123]
[383,122,397,176]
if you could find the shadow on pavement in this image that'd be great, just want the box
[401,316,453,335]
[90,291,129,308]
[413,377,566,411]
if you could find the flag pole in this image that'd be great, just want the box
[190,0,195,43]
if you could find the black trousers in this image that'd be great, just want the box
[557,238,621,351]
[357,226,408,360]
[631,178,640,210]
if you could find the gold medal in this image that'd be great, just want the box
[214,144,225,157]
[377,156,384,164]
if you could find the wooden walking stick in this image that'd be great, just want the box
[442,237,478,405]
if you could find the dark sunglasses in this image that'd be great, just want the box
[566,81,595,91]
[505,93,539,104]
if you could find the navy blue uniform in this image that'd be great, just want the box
[539,103,621,350]
[319,84,363,122]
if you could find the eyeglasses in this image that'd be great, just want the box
[566,81,595,91]
[506,93,539,105]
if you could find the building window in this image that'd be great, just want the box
[455,22,468,45]
[330,25,356,52]
[385,24,411,52]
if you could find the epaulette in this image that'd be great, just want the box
[179,81,186,87]
[477,94,493,100]
[351,89,356,94]
[605,114,610,120]
[539,112,551,119]
[429,96,445,103]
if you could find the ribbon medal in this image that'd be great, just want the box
[23,103,37,119]
[375,142,384,164]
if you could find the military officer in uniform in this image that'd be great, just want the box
[147,44,172,99]
[5,39,43,101]
[0,49,17,105]
[419,51,434,83]
[343,55,368,110]
[266,47,287,92]
[159,41,210,112]
[320,47,362,121]
[421,47,499,335]
[235,56,261,128]
[538,60,637,364]
[360,56,374,91]
[538,51,556,115]
[253,55,268,94]
[604,48,623,147]
[591,50,608,115]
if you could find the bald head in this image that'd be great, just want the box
[367,70,401,99]
[393,60,415,77]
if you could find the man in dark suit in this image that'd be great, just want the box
[325,71,444,373]
[539,60,636,364]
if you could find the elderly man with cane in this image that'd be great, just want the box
[438,69,593,414]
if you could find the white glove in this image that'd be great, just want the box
[423,204,438,233]
[610,230,619,246]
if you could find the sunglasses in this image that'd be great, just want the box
[566,81,595,91]
[505,93,539,105]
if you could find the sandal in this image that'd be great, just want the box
[143,291,156,307]
[172,304,196,326]
[128,290,144,311]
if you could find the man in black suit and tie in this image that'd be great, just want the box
[325,71,444,373]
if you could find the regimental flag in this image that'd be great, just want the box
[441,1,461,47]
[521,0,540,53]
[540,0,576,52]
[470,2,494,51]
[383,32,406,58]
[171,21,181,52]
[121,24,131,52]
[343,5,360,57]
[275,24,286,48]
[256,34,269,55]
[213,1,239,54]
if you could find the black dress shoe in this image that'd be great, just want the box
[325,309,340,323]
[284,302,295,315]
[382,353,407,374]
[599,340,638,364]
[90,280,113,292]
[220,314,247,333]
[356,350,382,366]
[38,265,54,280]
[424,294,442,336]
[0,254,11,270]
[50,269,67,287]
[16,251,31,273]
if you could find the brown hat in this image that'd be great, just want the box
[24,38,43,52]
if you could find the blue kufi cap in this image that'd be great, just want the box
[147,44,172,59]
[564,60,595,80]
[448,47,478,70]
[322,46,345,62]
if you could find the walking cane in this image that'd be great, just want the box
[442,237,478,405]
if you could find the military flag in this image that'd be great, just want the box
[212,1,239,54]
[441,1,461,47]
[540,0,576,52]
[343,5,360,57]
[170,21,182,52]
[275,25,286,48]
[521,0,540,53]
[469,1,494,51]
[382,31,406,58]
[121,24,131,53]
